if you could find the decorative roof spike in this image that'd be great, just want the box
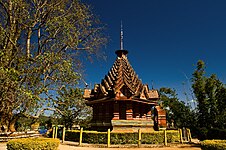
[151,80,154,89]
[120,21,123,50]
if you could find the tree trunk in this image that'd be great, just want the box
[26,28,32,58]
[8,121,16,132]
[38,28,41,55]
[7,114,18,132]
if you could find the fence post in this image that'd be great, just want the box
[164,130,167,146]
[179,129,183,144]
[187,128,192,142]
[138,128,141,148]
[79,127,83,146]
[107,128,111,148]
[55,126,58,139]
[52,126,55,139]
[62,127,66,143]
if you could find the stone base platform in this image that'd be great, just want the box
[111,120,154,132]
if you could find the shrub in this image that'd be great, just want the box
[195,128,226,140]
[142,132,164,144]
[65,130,80,142]
[166,130,180,143]
[197,127,209,141]
[201,140,226,150]
[111,132,138,144]
[207,128,226,140]
[65,130,107,144]
[7,138,60,150]
[83,132,107,144]
[142,131,179,144]
[65,130,180,145]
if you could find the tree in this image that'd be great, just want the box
[192,60,226,129]
[0,0,107,132]
[55,87,92,129]
[159,87,196,128]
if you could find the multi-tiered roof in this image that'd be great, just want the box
[84,25,159,104]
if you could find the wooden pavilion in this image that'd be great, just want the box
[84,27,166,132]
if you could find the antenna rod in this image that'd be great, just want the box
[120,21,123,50]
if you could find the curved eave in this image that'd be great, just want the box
[130,98,158,105]
[86,97,114,105]
[86,97,158,105]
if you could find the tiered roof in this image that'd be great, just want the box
[84,49,159,104]
[84,24,158,104]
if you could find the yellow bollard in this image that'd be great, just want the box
[179,129,183,144]
[62,127,66,143]
[164,130,167,146]
[138,129,141,147]
[79,127,83,146]
[52,126,55,139]
[55,126,58,139]
[188,129,192,142]
[107,128,111,147]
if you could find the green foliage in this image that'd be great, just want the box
[83,132,107,144]
[159,87,196,128]
[201,140,226,150]
[65,130,107,144]
[196,128,226,141]
[141,132,163,144]
[65,130,179,144]
[111,133,138,144]
[192,60,226,129]
[56,87,92,129]
[7,138,60,150]
[0,0,107,132]
[141,131,179,144]
[207,128,226,140]
[65,130,80,142]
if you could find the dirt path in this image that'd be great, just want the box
[59,144,201,150]
[0,143,201,150]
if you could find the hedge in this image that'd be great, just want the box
[7,138,60,150]
[65,130,107,144]
[65,130,180,144]
[111,132,138,144]
[207,128,226,140]
[141,131,179,144]
[201,140,226,150]
[195,128,226,140]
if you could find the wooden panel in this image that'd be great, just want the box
[113,102,119,120]
[119,101,126,120]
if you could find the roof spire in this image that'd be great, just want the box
[120,21,123,50]
[115,22,128,57]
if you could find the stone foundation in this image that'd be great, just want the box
[111,120,154,132]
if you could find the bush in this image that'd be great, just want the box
[196,127,209,141]
[201,140,226,150]
[65,130,107,144]
[195,128,226,140]
[65,130,80,142]
[207,128,226,140]
[111,133,138,144]
[65,130,180,145]
[84,132,107,144]
[7,138,60,150]
[142,131,179,144]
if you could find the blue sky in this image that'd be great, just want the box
[81,0,226,102]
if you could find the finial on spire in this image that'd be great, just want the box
[151,80,154,89]
[115,21,128,57]
[120,21,123,50]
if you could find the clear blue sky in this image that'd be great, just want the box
[82,0,226,102]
